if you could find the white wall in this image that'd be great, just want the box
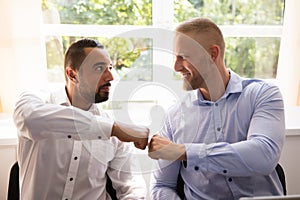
[0,0,47,113]
[277,0,300,106]
[279,134,300,195]
[0,144,17,200]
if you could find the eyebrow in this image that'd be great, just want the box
[92,62,107,67]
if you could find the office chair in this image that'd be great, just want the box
[7,162,19,200]
[176,163,287,200]
[275,163,287,195]
[7,161,118,200]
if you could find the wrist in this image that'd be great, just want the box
[178,144,187,161]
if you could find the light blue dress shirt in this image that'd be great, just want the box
[151,70,285,200]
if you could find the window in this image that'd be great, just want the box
[41,0,285,125]
[174,0,284,78]
[43,0,284,81]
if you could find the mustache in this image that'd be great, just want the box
[98,82,111,91]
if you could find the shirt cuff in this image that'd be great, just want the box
[184,143,208,171]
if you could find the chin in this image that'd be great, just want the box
[95,93,109,103]
[183,82,193,91]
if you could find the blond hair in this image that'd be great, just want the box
[176,18,225,58]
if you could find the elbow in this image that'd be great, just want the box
[13,98,38,135]
[252,144,281,175]
[244,136,282,175]
[257,159,279,175]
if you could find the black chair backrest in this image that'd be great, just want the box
[276,163,287,195]
[7,162,19,200]
[7,161,118,200]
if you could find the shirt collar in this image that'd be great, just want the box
[195,69,244,105]
[225,69,244,95]
[49,86,71,106]
[50,86,100,114]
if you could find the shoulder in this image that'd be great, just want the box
[241,79,283,106]
[242,79,281,95]
[16,89,51,102]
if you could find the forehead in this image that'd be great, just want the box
[82,47,111,66]
[174,32,207,55]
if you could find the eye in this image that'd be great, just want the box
[181,55,189,60]
[95,65,105,72]
[176,55,188,61]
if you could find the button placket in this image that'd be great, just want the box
[213,101,223,141]
[62,140,82,199]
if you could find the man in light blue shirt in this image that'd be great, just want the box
[148,18,285,200]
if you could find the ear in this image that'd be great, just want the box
[66,67,78,83]
[209,45,220,62]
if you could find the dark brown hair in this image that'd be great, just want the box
[64,38,104,80]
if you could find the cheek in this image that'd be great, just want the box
[89,73,102,83]
[82,76,100,90]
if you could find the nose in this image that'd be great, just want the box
[104,67,114,81]
[174,56,184,72]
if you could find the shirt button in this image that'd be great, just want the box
[215,103,218,106]
[67,135,71,139]
[228,178,232,182]
[217,127,221,131]
[70,177,73,181]
[194,166,199,171]
[74,156,78,160]
[98,136,102,139]
[223,170,227,173]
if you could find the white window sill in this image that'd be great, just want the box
[285,106,300,136]
[0,113,17,146]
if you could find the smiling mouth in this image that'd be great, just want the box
[182,73,191,78]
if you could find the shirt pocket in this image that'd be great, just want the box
[87,140,116,177]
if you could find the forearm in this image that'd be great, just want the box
[111,121,149,149]
[184,137,281,176]
[13,92,113,140]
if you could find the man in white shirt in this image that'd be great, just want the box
[13,38,149,199]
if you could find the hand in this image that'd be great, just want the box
[111,121,149,150]
[148,134,186,161]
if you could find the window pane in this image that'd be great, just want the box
[225,37,280,79]
[42,0,152,25]
[174,0,284,25]
[108,37,153,81]
[45,36,153,82]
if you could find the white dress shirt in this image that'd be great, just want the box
[13,88,146,200]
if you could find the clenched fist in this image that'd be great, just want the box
[148,134,187,161]
[111,121,149,150]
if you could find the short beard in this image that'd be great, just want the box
[94,82,111,103]
[183,80,193,91]
[95,92,109,103]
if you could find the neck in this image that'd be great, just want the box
[66,85,92,111]
[200,66,230,102]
